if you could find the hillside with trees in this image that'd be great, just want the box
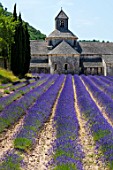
[0,3,32,77]
[0,2,46,76]
[0,3,46,40]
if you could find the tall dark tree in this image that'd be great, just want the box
[15,13,23,76]
[13,4,17,21]
[11,4,18,73]
[11,4,31,76]
[22,23,31,75]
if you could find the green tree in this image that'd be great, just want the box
[0,7,17,68]
[11,13,23,76]
[11,5,30,76]
[22,23,31,75]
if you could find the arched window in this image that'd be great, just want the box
[54,63,57,71]
[60,20,64,27]
[64,63,68,70]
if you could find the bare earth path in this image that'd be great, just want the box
[73,78,108,170]
[22,79,65,170]
[0,116,25,160]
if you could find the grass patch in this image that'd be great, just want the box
[14,137,32,151]
[108,161,113,170]
[93,130,110,141]
[0,118,10,133]
[4,89,10,94]
[0,67,19,84]
[54,149,74,160]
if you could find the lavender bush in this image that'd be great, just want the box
[0,75,58,133]
[81,75,113,123]
[96,75,113,86]
[75,75,113,168]
[9,82,28,91]
[88,75,113,99]
[49,75,83,170]
[0,83,12,89]
[14,75,65,151]
[0,74,50,112]
[0,150,23,170]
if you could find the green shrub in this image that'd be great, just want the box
[14,137,32,151]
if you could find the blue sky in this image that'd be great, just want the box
[1,0,113,42]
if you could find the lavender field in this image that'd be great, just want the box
[0,74,113,170]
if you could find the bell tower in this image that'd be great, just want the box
[55,8,69,32]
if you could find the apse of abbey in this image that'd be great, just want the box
[30,9,113,76]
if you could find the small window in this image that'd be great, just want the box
[49,40,52,46]
[54,63,57,71]
[60,20,64,27]
[64,63,68,70]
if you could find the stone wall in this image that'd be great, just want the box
[30,67,50,73]
[49,55,79,74]
[106,63,113,76]
[50,39,75,48]
[31,56,48,63]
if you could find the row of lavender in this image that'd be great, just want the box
[1,75,113,169]
[0,73,45,97]
[47,75,83,170]
[0,74,58,133]
[89,75,113,98]
[0,75,65,169]
[0,79,35,96]
[75,75,113,169]
[0,74,49,111]
[0,75,83,170]
[14,75,65,150]
[81,75,113,128]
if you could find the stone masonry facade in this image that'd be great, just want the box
[30,9,113,76]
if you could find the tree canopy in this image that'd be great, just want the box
[0,7,17,53]
[0,3,31,76]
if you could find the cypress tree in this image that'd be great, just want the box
[13,4,17,21]
[16,13,24,76]
[11,4,31,76]
[11,4,17,74]
[23,23,31,75]
[11,10,23,76]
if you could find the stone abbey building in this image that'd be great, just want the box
[30,9,113,75]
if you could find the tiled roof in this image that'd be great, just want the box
[102,55,113,63]
[47,29,78,39]
[30,41,113,57]
[30,40,49,55]
[55,9,68,19]
[83,62,103,67]
[80,42,113,55]
[48,41,79,55]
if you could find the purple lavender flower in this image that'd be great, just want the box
[75,75,113,167]
[81,75,113,123]
[51,75,83,170]
[14,75,65,150]
[0,75,58,133]
[0,150,23,170]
